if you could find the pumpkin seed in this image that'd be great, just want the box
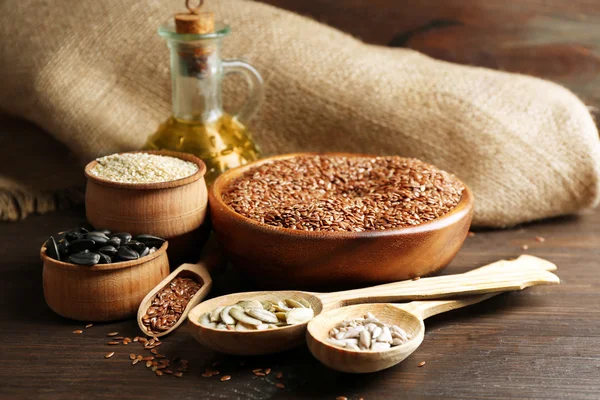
[210,307,225,322]
[229,308,262,326]
[285,299,306,309]
[236,300,263,309]
[245,308,278,324]
[220,306,236,325]
[206,297,315,331]
[285,308,314,324]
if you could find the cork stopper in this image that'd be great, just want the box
[175,0,215,34]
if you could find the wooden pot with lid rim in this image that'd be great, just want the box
[208,152,474,289]
[41,242,170,322]
[84,150,210,266]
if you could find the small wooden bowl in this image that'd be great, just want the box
[85,150,209,265]
[209,152,474,288]
[41,242,170,322]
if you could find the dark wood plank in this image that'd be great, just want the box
[0,205,599,399]
[261,0,600,110]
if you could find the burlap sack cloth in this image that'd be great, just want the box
[1,0,599,227]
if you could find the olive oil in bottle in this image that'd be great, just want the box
[148,6,263,184]
[146,114,260,183]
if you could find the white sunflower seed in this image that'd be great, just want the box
[371,342,391,351]
[359,330,371,349]
[372,326,382,339]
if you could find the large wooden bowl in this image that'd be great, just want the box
[85,150,209,265]
[209,153,474,288]
[41,242,170,322]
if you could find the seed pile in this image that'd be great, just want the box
[44,227,165,266]
[200,298,314,331]
[222,155,465,232]
[142,277,202,334]
[327,312,410,351]
[90,153,198,184]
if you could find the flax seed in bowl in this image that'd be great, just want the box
[209,153,473,288]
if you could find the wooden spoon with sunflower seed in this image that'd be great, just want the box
[187,255,559,355]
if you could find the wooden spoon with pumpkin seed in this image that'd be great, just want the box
[187,255,558,355]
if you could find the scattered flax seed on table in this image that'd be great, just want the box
[223,155,465,232]
[107,332,119,337]
[418,361,426,367]
[72,330,83,334]
[85,324,93,329]
[105,352,115,359]
[220,375,231,382]
[536,236,545,242]
[275,383,285,389]
[522,245,529,250]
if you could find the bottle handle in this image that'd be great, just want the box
[223,59,264,125]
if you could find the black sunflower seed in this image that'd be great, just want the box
[98,253,112,264]
[98,245,118,257]
[69,239,96,253]
[69,251,101,266]
[134,234,166,248]
[65,230,83,242]
[127,240,146,254]
[45,236,60,261]
[139,246,150,257]
[107,237,121,247]
[85,232,110,246]
[117,246,139,261]
[57,239,70,258]
[113,232,132,245]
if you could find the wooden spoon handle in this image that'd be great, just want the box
[318,256,558,308]
[397,293,500,320]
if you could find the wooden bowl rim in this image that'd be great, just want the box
[210,152,473,239]
[84,150,206,190]
[40,241,169,271]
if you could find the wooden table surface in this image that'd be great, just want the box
[3,0,600,399]
[1,205,599,399]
